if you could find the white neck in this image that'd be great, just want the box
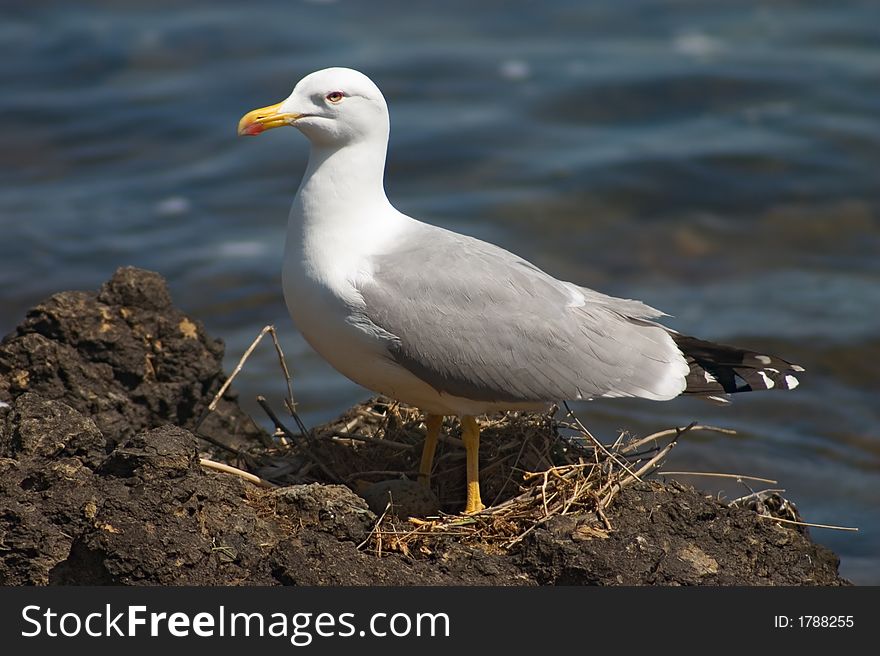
[294,138,392,223]
[285,134,409,293]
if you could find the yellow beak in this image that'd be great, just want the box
[237,101,302,136]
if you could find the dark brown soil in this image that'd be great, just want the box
[0,267,847,586]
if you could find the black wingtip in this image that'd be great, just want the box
[671,334,803,396]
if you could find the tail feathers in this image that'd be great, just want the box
[671,334,803,396]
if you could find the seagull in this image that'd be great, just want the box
[238,67,803,514]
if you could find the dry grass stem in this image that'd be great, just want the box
[618,424,736,455]
[199,457,275,488]
[754,515,859,532]
[208,325,275,413]
[658,471,779,484]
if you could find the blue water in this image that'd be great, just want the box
[1,1,878,583]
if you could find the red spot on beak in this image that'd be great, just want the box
[241,123,264,136]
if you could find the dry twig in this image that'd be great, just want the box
[199,457,275,488]
[754,515,859,532]
[658,471,778,484]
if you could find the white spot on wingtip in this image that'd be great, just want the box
[757,371,775,389]
[756,355,772,365]
[703,370,717,384]
[791,365,805,372]
[784,375,800,389]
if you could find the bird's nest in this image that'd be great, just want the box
[235,396,725,556]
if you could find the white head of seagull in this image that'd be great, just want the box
[239,67,389,147]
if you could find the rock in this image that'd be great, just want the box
[0,266,260,449]
[2,392,106,467]
[515,481,842,585]
[272,484,375,542]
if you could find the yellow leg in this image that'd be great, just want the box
[460,416,485,514]
[418,414,443,486]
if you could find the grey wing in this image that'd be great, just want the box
[356,225,689,403]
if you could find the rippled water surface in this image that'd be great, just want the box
[2,1,878,583]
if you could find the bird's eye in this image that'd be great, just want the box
[325,91,344,104]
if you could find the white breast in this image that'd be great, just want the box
[281,201,423,399]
